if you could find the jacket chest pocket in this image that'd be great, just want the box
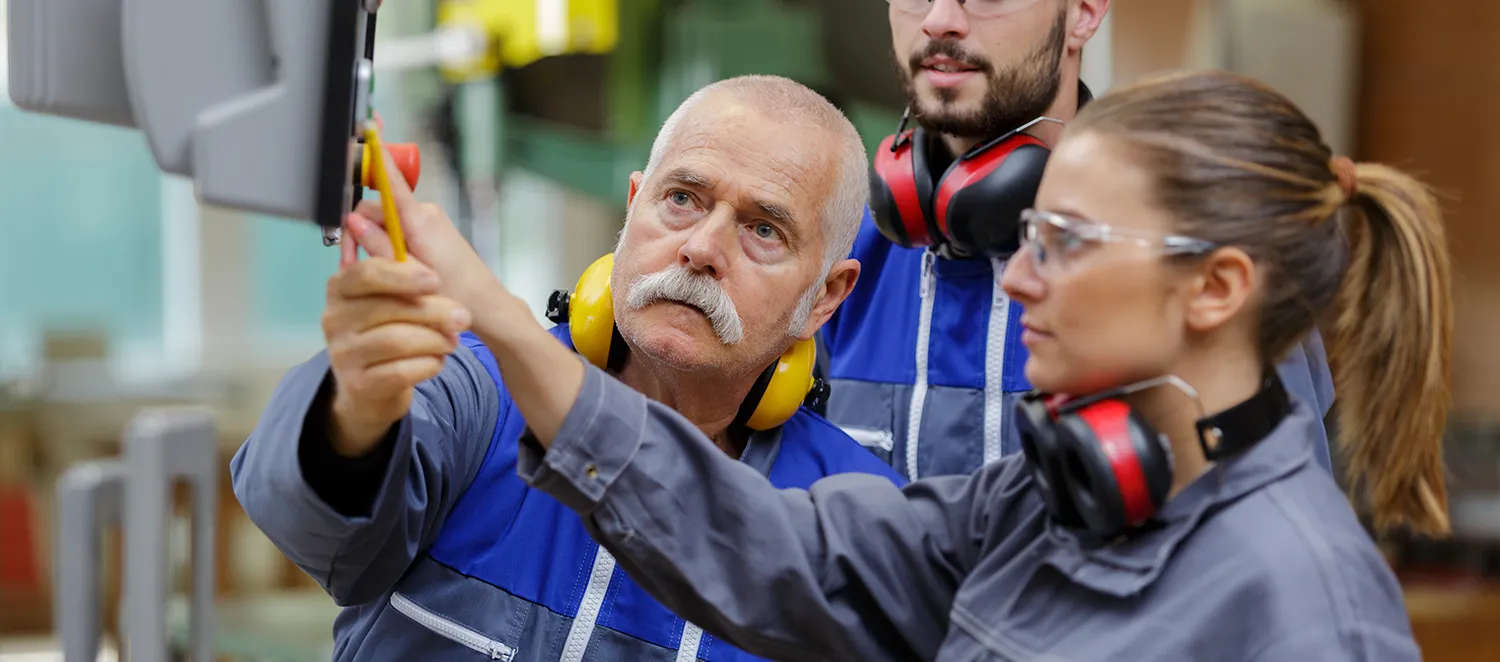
[355,556,540,661]
[826,379,899,467]
[948,540,1172,662]
[389,592,518,660]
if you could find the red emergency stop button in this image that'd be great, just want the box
[359,142,421,189]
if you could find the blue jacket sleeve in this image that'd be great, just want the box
[518,364,1025,662]
[229,344,500,606]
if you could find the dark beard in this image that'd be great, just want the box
[895,8,1067,140]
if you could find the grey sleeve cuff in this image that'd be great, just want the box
[516,362,646,514]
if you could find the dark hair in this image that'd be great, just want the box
[1070,70,1454,536]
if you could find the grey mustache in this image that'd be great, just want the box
[624,266,745,345]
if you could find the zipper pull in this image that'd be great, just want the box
[991,256,1007,303]
[920,249,936,299]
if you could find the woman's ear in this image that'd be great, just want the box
[1185,246,1257,333]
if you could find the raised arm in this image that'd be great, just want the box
[515,363,1023,662]
[230,344,498,606]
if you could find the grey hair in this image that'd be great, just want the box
[638,75,868,275]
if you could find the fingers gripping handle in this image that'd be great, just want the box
[121,409,219,662]
[55,462,126,662]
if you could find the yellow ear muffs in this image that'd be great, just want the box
[546,253,829,430]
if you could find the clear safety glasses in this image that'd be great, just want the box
[1018,208,1221,277]
[886,0,1048,19]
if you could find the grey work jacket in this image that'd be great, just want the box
[520,364,1421,662]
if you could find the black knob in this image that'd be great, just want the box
[803,378,831,413]
[545,290,571,325]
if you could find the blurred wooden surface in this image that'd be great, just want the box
[1407,584,1500,661]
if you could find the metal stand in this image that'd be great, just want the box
[54,408,219,662]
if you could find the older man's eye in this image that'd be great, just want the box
[752,223,780,241]
[668,191,694,207]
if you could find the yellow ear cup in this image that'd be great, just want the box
[742,337,819,431]
[567,253,616,368]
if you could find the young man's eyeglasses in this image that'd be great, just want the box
[886,0,1046,19]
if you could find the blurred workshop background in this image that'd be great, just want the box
[1,0,1498,660]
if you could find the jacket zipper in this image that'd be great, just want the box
[905,249,937,480]
[982,257,1009,465]
[560,546,618,662]
[389,592,517,661]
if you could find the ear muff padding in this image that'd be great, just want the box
[741,338,818,431]
[1016,395,1086,530]
[935,138,1050,257]
[1056,400,1173,538]
[870,130,938,248]
[560,253,817,431]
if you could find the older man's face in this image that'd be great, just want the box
[610,99,837,375]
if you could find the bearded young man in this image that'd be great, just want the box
[817,0,1337,479]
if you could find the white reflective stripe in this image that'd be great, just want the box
[842,426,895,452]
[389,592,517,660]
[983,257,1010,465]
[560,546,617,662]
[675,622,704,662]
[905,250,938,480]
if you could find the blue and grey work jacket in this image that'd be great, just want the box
[230,326,904,662]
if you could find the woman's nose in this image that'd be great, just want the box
[1000,245,1046,305]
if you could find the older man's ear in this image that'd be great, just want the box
[627,171,644,208]
[797,258,861,340]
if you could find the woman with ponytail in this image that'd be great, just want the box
[499,70,1450,661]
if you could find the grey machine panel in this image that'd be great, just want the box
[6,0,374,231]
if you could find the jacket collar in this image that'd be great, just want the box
[1039,399,1321,597]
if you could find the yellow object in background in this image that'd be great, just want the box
[436,0,619,83]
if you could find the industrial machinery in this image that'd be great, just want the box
[7,0,420,246]
[55,409,219,662]
[5,2,410,660]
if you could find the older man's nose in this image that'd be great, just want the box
[677,209,735,278]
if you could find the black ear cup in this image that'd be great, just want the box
[1054,401,1174,538]
[1016,396,1086,529]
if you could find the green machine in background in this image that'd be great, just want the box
[438,0,899,211]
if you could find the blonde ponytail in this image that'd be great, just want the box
[1327,163,1453,535]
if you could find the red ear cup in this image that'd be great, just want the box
[1054,400,1174,538]
[933,135,1050,257]
[870,130,936,248]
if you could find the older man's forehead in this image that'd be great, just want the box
[663,111,835,201]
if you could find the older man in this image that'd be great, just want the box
[818,0,1336,478]
[231,75,899,662]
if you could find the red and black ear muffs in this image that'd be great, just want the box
[1015,372,1292,541]
[869,110,1055,257]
